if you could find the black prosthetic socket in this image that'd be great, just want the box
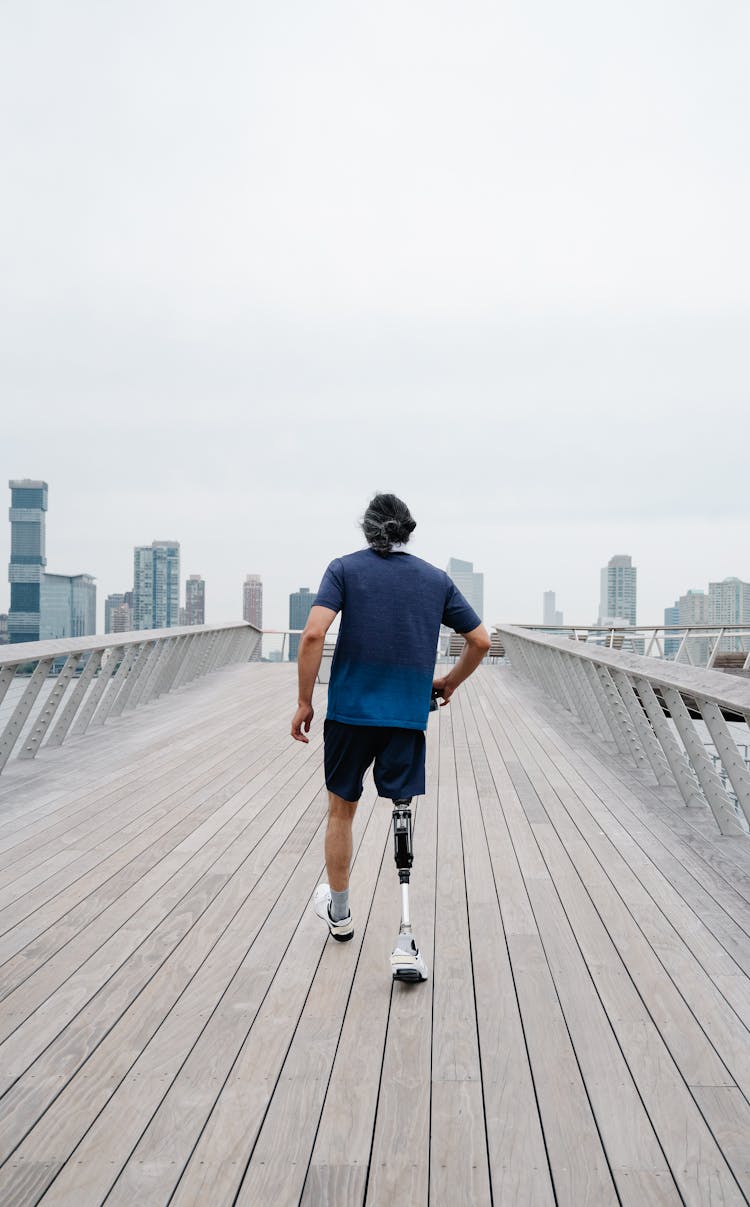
[392,797,413,885]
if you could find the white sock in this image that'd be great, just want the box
[330,888,350,921]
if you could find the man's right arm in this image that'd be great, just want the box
[432,624,491,705]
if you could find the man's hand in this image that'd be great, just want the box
[291,703,314,743]
[432,625,491,708]
[431,676,454,706]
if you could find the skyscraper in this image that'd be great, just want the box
[133,541,180,630]
[243,574,263,628]
[598,555,637,626]
[709,577,750,625]
[679,588,710,663]
[289,587,314,661]
[664,600,680,658]
[40,574,97,639]
[543,590,564,627]
[446,558,484,620]
[8,479,48,643]
[8,479,96,643]
[105,591,134,634]
[185,574,205,625]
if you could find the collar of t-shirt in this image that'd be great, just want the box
[389,543,409,553]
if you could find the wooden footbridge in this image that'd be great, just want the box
[1,641,749,1204]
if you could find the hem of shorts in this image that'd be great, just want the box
[325,711,427,732]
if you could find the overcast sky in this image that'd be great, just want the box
[2,1,748,640]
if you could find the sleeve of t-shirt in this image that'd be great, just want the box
[442,578,481,633]
[314,559,345,613]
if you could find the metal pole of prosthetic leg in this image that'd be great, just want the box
[392,799,414,934]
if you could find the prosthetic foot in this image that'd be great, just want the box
[390,799,428,982]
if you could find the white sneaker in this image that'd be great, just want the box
[391,933,429,982]
[313,883,354,942]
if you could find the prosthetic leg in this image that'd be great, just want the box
[390,798,428,982]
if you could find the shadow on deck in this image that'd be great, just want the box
[0,664,749,1206]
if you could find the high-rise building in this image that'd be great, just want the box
[243,574,263,628]
[289,587,314,661]
[133,541,180,630]
[243,574,263,662]
[709,577,750,625]
[8,479,48,643]
[185,574,205,625]
[664,601,680,658]
[678,588,710,664]
[543,590,564,627]
[446,558,484,620]
[679,589,709,626]
[8,480,95,643]
[105,591,134,634]
[598,555,637,626]
[40,574,97,639]
[0,613,8,645]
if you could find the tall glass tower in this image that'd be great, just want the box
[599,555,637,626]
[133,541,181,629]
[445,558,484,620]
[289,587,313,661]
[185,574,205,625]
[8,479,48,643]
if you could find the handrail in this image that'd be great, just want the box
[0,622,261,775]
[0,620,258,668]
[497,624,750,838]
[503,623,750,668]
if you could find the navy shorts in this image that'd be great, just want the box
[323,720,426,802]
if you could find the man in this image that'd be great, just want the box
[290,493,491,980]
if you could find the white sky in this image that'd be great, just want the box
[2,1,748,638]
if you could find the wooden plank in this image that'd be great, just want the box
[365,717,440,1207]
[453,691,554,1206]
[463,688,618,1205]
[218,789,392,1206]
[485,673,750,1102]
[44,791,379,1206]
[476,674,749,1204]
[0,693,304,967]
[0,765,332,1194]
[0,732,325,1042]
[299,805,412,1204]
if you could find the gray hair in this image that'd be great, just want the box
[361,493,416,555]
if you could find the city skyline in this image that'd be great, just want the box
[3,476,750,639]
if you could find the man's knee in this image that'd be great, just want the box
[328,792,358,821]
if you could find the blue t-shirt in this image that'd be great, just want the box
[314,548,481,731]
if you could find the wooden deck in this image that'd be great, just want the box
[1,662,749,1206]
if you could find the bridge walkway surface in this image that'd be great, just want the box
[0,663,749,1206]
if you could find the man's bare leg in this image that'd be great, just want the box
[325,792,358,893]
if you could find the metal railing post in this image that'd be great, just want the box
[69,646,124,737]
[0,658,54,772]
[609,669,673,786]
[90,645,137,727]
[696,697,750,828]
[632,677,705,809]
[659,686,744,836]
[18,653,82,759]
[109,640,150,717]
[46,650,103,747]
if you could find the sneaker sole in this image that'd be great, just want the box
[392,966,426,982]
[331,929,354,942]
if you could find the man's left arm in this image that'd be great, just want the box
[291,605,338,742]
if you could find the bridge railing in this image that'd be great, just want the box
[0,622,261,775]
[509,623,750,668]
[497,624,750,838]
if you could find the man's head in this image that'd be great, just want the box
[361,493,416,555]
